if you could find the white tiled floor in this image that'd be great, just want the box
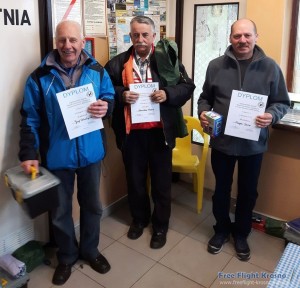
[28,180,285,288]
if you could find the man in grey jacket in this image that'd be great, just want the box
[198,19,290,261]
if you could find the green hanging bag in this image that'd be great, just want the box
[155,39,188,138]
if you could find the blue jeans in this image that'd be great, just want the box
[51,162,102,264]
[211,149,263,238]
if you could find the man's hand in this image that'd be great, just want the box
[150,90,166,103]
[20,160,39,174]
[122,91,139,104]
[256,113,273,128]
[199,111,209,128]
[88,99,108,118]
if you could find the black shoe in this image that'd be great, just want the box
[89,254,111,274]
[127,222,146,240]
[52,263,72,285]
[150,231,167,249]
[207,233,230,254]
[234,236,251,261]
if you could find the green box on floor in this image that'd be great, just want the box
[265,218,286,238]
[12,241,45,273]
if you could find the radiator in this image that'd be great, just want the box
[0,222,34,256]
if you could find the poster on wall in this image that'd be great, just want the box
[83,0,107,36]
[116,17,132,54]
[52,0,82,31]
[52,0,107,37]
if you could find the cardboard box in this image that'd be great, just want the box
[4,166,60,218]
[204,111,223,137]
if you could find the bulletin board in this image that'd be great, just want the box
[38,0,168,64]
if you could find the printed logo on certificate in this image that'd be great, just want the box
[224,90,268,141]
[56,83,103,139]
[129,82,160,124]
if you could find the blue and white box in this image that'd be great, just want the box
[204,111,223,137]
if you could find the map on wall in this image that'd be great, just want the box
[192,4,239,143]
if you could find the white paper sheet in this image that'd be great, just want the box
[129,82,160,124]
[224,90,268,141]
[56,84,103,139]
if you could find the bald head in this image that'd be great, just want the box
[230,19,257,36]
[55,20,83,39]
[55,20,85,68]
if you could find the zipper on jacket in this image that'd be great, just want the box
[233,59,243,156]
[67,74,74,89]
[76,137,81,167]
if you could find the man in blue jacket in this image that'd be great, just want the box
[198,18,290,261]
[19,20,115,285]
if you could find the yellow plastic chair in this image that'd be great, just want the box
[172,116,209,213]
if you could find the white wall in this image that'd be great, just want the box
[0,0,46,253]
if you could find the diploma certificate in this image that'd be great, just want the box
[129,82,160,124]
[56,84,103,139]
[224,90,268,141]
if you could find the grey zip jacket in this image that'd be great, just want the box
[198,45,290,156]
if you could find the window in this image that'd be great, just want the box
[191,3,239,143]
[287,0,300,92]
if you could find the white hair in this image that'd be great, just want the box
[55,20,84,39]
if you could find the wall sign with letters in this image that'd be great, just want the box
[0,8,31,25]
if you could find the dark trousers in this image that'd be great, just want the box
[51,162,102,264]
[122,129,172,232]
[211,149,263,238]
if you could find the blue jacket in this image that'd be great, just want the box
[19,50,115,170]
[198,45,290,156]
